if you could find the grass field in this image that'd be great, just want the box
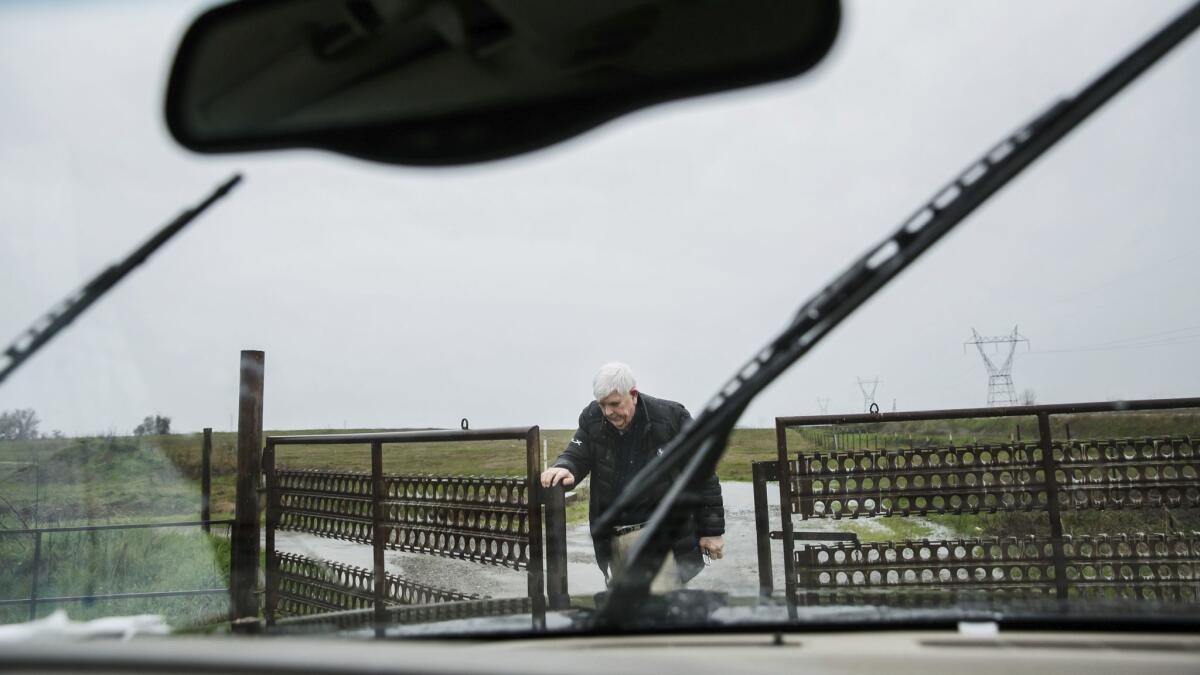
[0,520,231,625]
[794,409,1200,450]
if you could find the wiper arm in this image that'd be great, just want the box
[592,0,1200,627]
[0,174,242,388]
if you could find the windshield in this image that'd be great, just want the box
[1,0,1199,640]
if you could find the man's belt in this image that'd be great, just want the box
[612,522,647,537]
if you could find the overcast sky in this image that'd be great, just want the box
[1,0,1198,437]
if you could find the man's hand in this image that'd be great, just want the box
[540,467,575,488]
[699,535,724,560]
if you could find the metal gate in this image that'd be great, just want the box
[752,397,1200,616]
[262,427,569,633]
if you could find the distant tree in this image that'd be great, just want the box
[134,414,172,436]
[1020,388,1038,406]
[0,409,40,440]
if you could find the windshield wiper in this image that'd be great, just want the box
[591,1,1200,627]
[0,174,242,388]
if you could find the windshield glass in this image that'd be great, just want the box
[1,0,1198,639]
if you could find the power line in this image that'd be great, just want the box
[1028,333,1200,354]
[1048,324,1200,350]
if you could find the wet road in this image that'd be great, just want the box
[273,481,951,601]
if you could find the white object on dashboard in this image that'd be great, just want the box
[957,621,1000,636]
[0,610,170,642]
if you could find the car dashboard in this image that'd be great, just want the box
[3,629,1199,675]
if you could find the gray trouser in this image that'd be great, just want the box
[608,527,683,593]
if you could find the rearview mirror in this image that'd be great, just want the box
[165,0,840,166]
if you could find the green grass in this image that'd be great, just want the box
[714,428,779,481]
[0,435,220,527]
[793,410,1200,450]
[565,485,590,525]
[836,518,943,543]
[0,523,230,627]
[269,428,573,476]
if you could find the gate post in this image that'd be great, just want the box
[1037,412,1069,600]
[232,350,265,628]
[776,419,799,620]
[28,532,42,621]
[263,440,279,626]
[525,427,547,629]
[752,461,776,599]
[543,484,570,610]
[371,441,386,638]
[201,427,212,534]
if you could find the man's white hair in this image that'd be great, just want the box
[593,362,637,401]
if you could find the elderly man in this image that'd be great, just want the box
[540,362,725,591]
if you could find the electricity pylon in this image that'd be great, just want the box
[856,377,880,413]
[965,326,1029,407]
[816,397,831,414]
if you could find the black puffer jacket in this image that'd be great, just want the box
[552,393,725,581]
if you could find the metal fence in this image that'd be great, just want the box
[753,397,1200,616]
[1,425,229,622]
[0,519,232,621]
[262,427,569,634]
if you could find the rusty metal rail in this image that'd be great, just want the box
[273,552,478,615]
[796,532,1200,605]
[272,596,533,631]
[787,435,1199,519]
[263,426,569,634]
[754,397,1200,616]
[273,470,534,568]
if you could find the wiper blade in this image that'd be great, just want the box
[0,174,242,388]
[592,0,1200,627]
